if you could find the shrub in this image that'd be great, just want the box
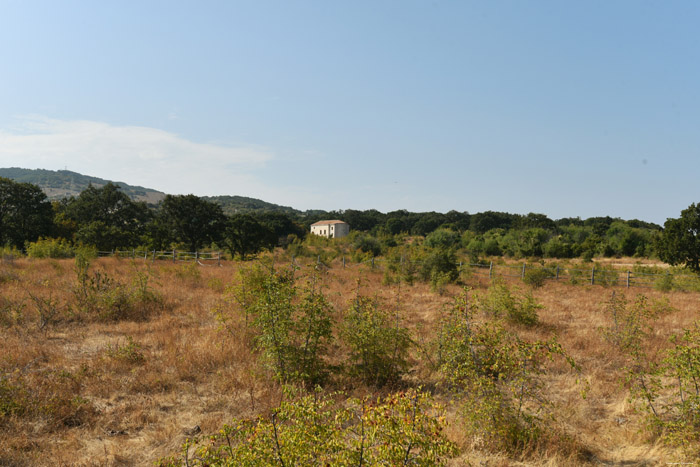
[654,273,674,292]
[425,228,460,249]
[73,258,162,321]
[105,336,146,364]
[436,288,578,452]
[159,387,457,466]
[224,266,334,386]
[481,279,541,326]
[341,295,411,387]
[354,234,382,257]
[419,249,458,284]
[523,267,551,289]
[27,237,74,258]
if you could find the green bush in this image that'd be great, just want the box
[341,295,411,387]
[224,266,334,387]
[481,279,541,326]
[105,336,146,364]
[419,249,458,283]
[425,228,460,249]
[436,288,578,452]
[73,259,162,322]
[27,237,74,258]
[159,387,457,466]
[523,267,551,289]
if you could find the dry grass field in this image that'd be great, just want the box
[1,254,698,465]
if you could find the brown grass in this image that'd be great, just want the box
[0,255,697,465]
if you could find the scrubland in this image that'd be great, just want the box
[1,254,698,465]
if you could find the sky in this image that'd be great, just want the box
[1,1,699,225]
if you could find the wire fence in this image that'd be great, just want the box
[96,249,222,266]
[18,248,697,292]
[292,254,699,292]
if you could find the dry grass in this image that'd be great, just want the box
[0,255,698,465]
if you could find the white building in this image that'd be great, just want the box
[310,220,350,239]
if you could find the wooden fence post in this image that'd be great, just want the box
[217,251,221,266]
[152,250,156,263]
[342,256,345,268]
[195,251,199,263]
[556,265,559,280]
[172,250,176,262]
[626,271,630,288]
[591,267,595,285]
[371,257,375,268]
[521,263,526,279]
[489,261,493,279]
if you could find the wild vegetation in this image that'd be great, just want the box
[3,175,700,464]
[1,252,700,465]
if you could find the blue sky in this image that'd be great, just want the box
[1,1,699,224]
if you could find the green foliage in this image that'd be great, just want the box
[225,266,334,386]
[603,293,700,453]
[353,233,382,257]
[419,249,458,284]
[436,288,578,452]
[0,177,54,248]
[222,213,275,260]
[523,267,551,288]
[105,336,146,364]
[159,387,457,466]
[658,324,700,451]
[481,279,541,326]
[62,183,151,250]
[425,228,460,249]
[73,260,162,321]
[593,264,620,287]
[27,237,74,258]
[154,194,226,252]
[341,293,411,387]
[655,273,674,292]
[657,203,700,272]
[0,376,26,417]
[602,293,670,422]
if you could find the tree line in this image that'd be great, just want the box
[2,176,699,269]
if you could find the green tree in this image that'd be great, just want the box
[63,183,150,250]
[221,214,275,260]
[155,194,225,252]
[657,203,700,272]
[0,178,54,248]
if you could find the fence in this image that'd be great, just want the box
[291,254,700,291]
[27,248,698,292]
[97,249,222,266]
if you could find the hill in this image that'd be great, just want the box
[0,168,299,214]
[0,167,166,204]
[202,195,299,216]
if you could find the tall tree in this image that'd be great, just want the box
[63,183,151,250]
[155,194,225,252]
[222,214,275,260]
[656,203,700,272]
[0,178,54,248]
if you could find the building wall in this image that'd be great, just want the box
[310,222,349,239]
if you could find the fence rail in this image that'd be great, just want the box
[11,247,698,291]
[292,254,699,291]
[96,249,222,266]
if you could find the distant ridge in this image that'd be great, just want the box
[0,167,167,204]
[202,195,299,216]
[0,167,299,214]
